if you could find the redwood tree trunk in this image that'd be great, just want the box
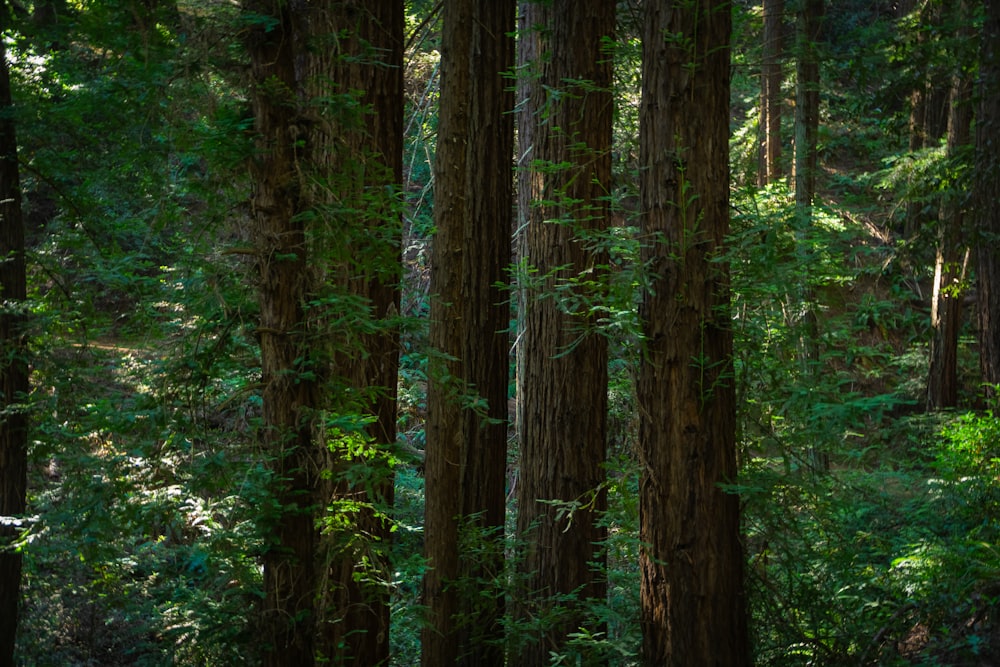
[637,1,750,665]
[979,0,1000,394]
[0,16,29,667]
[246,3,320,663]
[514,1,613,664]
[307,3,403,664]
[928,0,973,411]
[423,0,513,664]
[246,2,402,664]
[793,0,822,214]
[760,0,785,186]
[910,2,951,151]
[792,0,825,468]
[904,1,950,239]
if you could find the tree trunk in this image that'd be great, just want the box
[979,0,1000,395]
[302,4,402,665]
[0,15,30,667]
[793,0,822,214]
[760,0,785,186]
[422,0,513,664]
[31,0,66,34]
[246,2,402,664]
[245,4,320,663]
[904,1,951,240]
[514,1,613,664]
[637,1,750,665]
[928,0,973,411]
[792,0,826,469]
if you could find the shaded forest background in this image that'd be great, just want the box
[1,0,1000,664]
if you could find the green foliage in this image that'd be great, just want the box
[501,456,642,667]
[8,3,270,663]
[5,0,999,664]
[741,411,1000,665]
[389,465,426,663]
[932,413,1000,534]
[730,182,920,472]
[20,331,267,664]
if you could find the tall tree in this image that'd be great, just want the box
[907,1,950,154]
[760,0,785,186]
[514,0,613,663]
[636,1,750,665]
[0,5,29,665]
[245,2,402,664]
[423,0,513,664]
[793,0,823,216]
[245,4,321,662]
[901,1,951,240]
[792,0,826,468]
[312,2,403,664]
[928,0,973,410]
[979,0,1000,394]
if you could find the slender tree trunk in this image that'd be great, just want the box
[793,0,822,214]
[514,1,612,664]
[793,0,826,469]
[637,1,749,665]
[423,0,513,664]
[31,0,66,35]
[0,15,30,667]
[928,0,973,410]
[904,1,951,240]
[760,0,785,186]
[978,0,1000,395]
[907,0,938,153]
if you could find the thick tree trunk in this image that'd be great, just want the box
[979,0,1000,394]
[0,23,29,667]
[760,0,785,186]
[928,244,969,409]
[637,1,750,665]
[246,3,402,664]
[245,4,320,663]
[422,0,513,665]
[514,1,613,664]
[305,4,403,664]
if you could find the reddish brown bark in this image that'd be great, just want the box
[637,1,750,665]
[928,1,973,411]
[423,0,513,664]
[760,0,785,185]
[245,3,320,662]
[978,0,1000,394]
[793,0,823,213]
[307,4,403,664]
[246,2,402,664]
[514,1,613,664]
